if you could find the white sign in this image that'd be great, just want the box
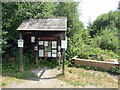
[52,54,57,57]
[31,36,35,42]
[39,41,43,45]
[39,49,43,57]
[18,39,24,47]
[48,52,51,57]
[52,41,57,48]
[52,50,57,53]
[44,41,48,46]
[61,37,67,49]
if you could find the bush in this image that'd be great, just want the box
[77,52,89,59]
[109,66,120,75]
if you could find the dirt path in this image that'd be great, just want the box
[3,68,73,88]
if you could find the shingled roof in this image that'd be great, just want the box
[17,17,67,31]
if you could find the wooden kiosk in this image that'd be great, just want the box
[17,17,67,74]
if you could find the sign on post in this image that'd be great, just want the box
[61,37,67,50]
[18,39,24,47]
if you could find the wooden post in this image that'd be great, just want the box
[58,56,61,65]
[62,48,66,75]
[35,37,39,66]
[19,32,24,72]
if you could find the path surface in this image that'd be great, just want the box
[3,68,73,88]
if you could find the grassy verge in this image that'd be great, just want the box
[1,70,38,87]
[56,66,118,88]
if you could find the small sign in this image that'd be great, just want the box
[39,49,44,57]
[34,46,38,51]
[44,41,48,46]
[18,39,24,47]
[39,41,43,45]
[61,37,67,49]
[31,36,35,42]
[48,52,51,57]
[52,41,57,48]
[52,50,57,53]
[52,54,57,57]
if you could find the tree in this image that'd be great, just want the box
[2,2,56,55]
[55,2,84,37]
[89,11,119,36]
[88,10,119,54]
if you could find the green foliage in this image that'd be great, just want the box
[86,10,119,61]
[56,2,84,37]
[0,82,6,86]
[92,28,118,53]
[16,2,56,19]
[11,71,37,79]
[77,52,89,59]
[90,11,119,35]
[109,66,120,75]
[74,64,106,72]
[39,58,58,68]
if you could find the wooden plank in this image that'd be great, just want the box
[72,58,120,70]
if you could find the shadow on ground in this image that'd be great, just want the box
[2,67,60,82]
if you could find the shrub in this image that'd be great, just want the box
[77,52,89,59]
[109,66,120,75]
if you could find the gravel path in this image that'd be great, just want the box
[3,68,73,88]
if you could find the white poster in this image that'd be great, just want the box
[52,50,57,53]
[52,41,57,48]
[52,54,57,57]
[31,36,35,42]
[61,37,67,49]
[44,41,48,46]
[48,52,51,57]
[18,39,24,47]
[39,41,43,45]
[39,49,43,57]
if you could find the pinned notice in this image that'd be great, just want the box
[31,36,35,42]
[61,37,67,49]
[18,39,24,47]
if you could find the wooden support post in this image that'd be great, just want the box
[58,56,61,65]
[62,49,66,75]
[19,32,24,72]
[35,37,39,66]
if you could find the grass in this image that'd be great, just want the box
[1,70,37,87]
[56,66,118,88]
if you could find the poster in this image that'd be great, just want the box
[39,41,43,45]
[31,36,35,42]
[52,54,57,57]
[61,37,67,49]
[48,52,51,57]
[39,49,43,57]
[44,41,48,46]
[18,39,24,47]
[52,41,57,48]
[52,50,57,53]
